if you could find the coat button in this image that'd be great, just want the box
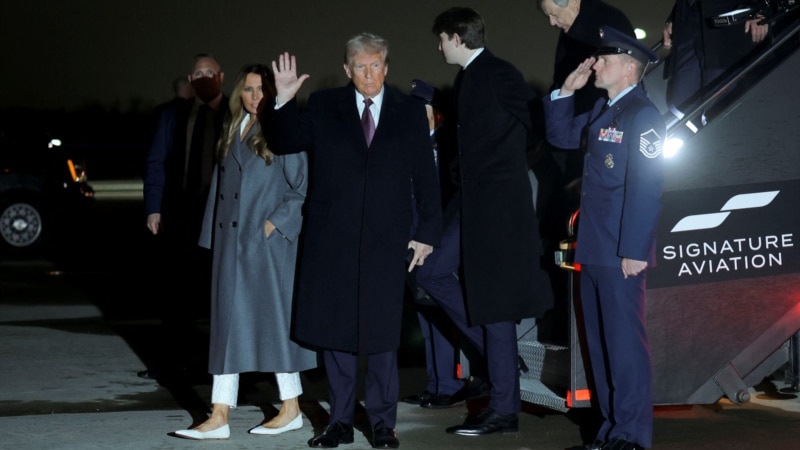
[218,222,223,228]
[232,221,238,227]
[235,193,239,199]
[220,194,224,200]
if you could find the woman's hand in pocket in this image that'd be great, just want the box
[264,220,276,238]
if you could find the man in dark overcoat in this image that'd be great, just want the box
[430,7,554,436]
[662,0,770,115]
[262,33,442,449]
[537,0,635,191]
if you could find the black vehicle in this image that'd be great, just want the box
[0,131,94,259]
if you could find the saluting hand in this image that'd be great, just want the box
[272,52,310,106]
[561,57,596,97]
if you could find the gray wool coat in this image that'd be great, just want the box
[198,123,316,374]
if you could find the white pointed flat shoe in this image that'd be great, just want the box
[174,424,230,440]
[249,414,303,435]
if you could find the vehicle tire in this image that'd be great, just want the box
[0,195,46,259]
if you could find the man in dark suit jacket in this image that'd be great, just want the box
[402,79,471,410]
[430,7,554,437]
[663,0,769,116]
[262,33,442,449]
[141,53,228,380]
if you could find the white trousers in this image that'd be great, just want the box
[211,372,303,407]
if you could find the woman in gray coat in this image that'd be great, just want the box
[174,63,316,440]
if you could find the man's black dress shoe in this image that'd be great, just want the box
[445,408,518,436]
[401,390,434,405]
[371,421,399,449]
[421,377,489,409]
[420,392,464,409]
[567,440,605,450]
[602,438,643,450]
[463,376,489,398]
[420,383,471,409]
[308,422,354,448]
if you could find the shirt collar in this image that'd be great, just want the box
[356,86,384,126]
[356,87,384,111]
[608,84,637,106]
[463,48,485,69]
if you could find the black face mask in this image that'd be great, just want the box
[190,77,221,103]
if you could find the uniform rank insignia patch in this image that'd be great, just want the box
[605,154,614,168]
[598,127,624,143]
[639,129,663,158]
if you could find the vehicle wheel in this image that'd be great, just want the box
[0,197,46,258]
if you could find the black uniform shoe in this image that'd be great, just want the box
[371,421,399,449]
[401,390,434,404]
[602,438,643,450]
[308,422,354,448]
[445,408,518,436]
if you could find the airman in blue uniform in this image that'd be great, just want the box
[542,26,665,450]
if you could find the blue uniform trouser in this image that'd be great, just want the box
[417,214,521,415]
[415,307,462,396]
[580,264,653,448]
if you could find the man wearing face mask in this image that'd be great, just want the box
[140,53,228,381]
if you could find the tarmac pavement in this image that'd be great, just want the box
[3,185,800,449]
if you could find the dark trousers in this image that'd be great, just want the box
[580,264,653,448]
[323,349,399,428]
[787,331,800,387]
[417,215,520,415]
[415,306,462,395]
[146,228,211,373]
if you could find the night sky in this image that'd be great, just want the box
[1,1,669,113]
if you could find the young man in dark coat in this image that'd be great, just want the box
[430,6,554,437]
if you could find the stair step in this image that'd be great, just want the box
[518,340,569,412]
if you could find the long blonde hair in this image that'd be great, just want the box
[218,63,277,165]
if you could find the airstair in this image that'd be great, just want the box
[519,14,800,411]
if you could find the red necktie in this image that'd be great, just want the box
[362,98,375,146]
